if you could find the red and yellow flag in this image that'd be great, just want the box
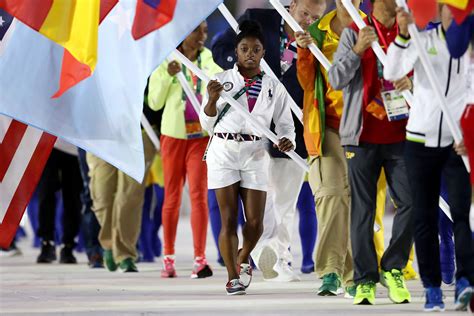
[0,0,107,97]
[408,0,474,27]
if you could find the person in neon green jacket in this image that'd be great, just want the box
[148,21,222,279]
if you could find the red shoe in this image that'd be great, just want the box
[191,257,213,279]
[161,256,177,278]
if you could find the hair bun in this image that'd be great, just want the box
[238,20,262,34]
[235,19,265,47]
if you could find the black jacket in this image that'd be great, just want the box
[211,8,308,159]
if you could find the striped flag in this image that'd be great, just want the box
[0,116,56,248]
[0,11,56,248]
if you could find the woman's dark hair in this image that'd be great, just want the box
[235,20,265,48]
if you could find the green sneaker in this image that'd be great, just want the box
[353,282,376,305]
[119,258,138,273]
[344,284,357,299]
[103,249,117,272]
[317,273,342,296]
[380,269,411,304]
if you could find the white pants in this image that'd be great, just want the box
[252,157,306,264]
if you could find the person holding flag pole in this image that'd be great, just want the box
[147,21,222,279]
[195,20,297,295]
[212,0,325,282]
[384,2,474,311]
[329,0,414,306]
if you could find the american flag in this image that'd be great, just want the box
[0,9,57,248]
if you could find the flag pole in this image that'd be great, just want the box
[396,0,470,172]
[167,57,202,115]
[172,49,310,173]
[340,0,415,106]
[269,0,331,71]
[217,3,303,124]
[141,115,160,152]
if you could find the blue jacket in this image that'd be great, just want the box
[446,16,474,58]
[211,8,308,159]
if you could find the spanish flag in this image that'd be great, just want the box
[408,0,474,27]
[439,0,474,24]
[0,0,105,97]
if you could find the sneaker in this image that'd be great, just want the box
[353,282,376,305]
[301,264,315,274]
[119,258,138,272]
[424,287,445,312]
[88,253,104,269]
[239,263,253,288]
[402,264,419,281]
[37,241,56,263]
[317,273,342,296]
[0,243,22,257]
[455,277,473,311]
[266,259,301,282]
[226,279,246,296]
[258,246,278,280]
[161,256,177,278]
[59,245,77,264]
[191,257,213,279]
[344,284,357,299]
[380,269,411,304]
[103,249,117,272]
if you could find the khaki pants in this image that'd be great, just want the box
[87,131,155,263]
[309,128,353,285]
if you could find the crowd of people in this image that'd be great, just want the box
[2,0,474,312]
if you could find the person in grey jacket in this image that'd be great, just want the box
[328,0,413,306]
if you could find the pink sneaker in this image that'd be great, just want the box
[191,257,213,279]
[161,256,177,278]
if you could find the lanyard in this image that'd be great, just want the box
[367,15,394,79]
[369,14,390,52]
[279,18,295,58]
[214,72,265,127]
[181,53,202,101]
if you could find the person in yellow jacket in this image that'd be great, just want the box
[295,1,365,298]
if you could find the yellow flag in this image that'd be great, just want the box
[40,0,100,72]
[438,0,469,10]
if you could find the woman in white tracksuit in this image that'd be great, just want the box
[199,20,295,295]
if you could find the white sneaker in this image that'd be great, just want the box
[258,246,278,279]
[239,263,252,288]
[265,259,301,282]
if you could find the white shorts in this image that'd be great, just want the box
[205,136,270,191]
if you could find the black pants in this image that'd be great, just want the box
[404,141,474,287]
[37,149,83,245]
[345,142,413,284]
[78,149,102,258]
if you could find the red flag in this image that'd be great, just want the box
[53,0,119,98]
[408,0,438,28]
[448,0,474,25]
[132,0,177,40]
[0,116,56,248]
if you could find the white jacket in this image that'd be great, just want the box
[384,24,467,148]
[199,65,296,148]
